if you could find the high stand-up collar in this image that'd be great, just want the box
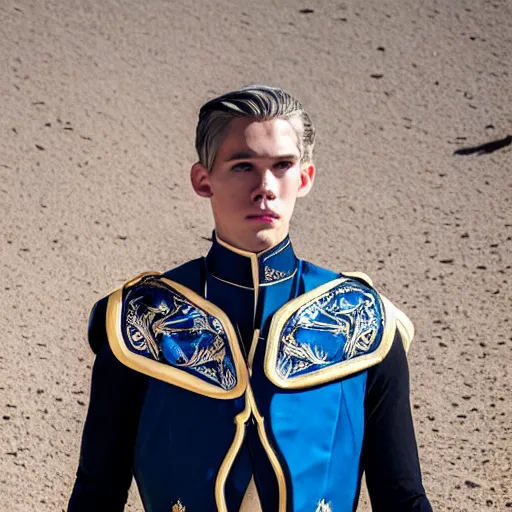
[205,232,299,290]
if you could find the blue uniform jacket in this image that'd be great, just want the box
[68,235,432,512]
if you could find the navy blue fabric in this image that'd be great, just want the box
[67,339,147,511]
[363,333,432,511]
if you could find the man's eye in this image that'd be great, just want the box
[275,161,293,170]
[232,162,252,172]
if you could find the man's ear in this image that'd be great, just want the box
[297,162,315,198]
[190,162,212,198]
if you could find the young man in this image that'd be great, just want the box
[69,85,432,512]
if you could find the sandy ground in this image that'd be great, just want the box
[1,0,511,510]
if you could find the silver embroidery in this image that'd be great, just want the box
[316,499,332,512]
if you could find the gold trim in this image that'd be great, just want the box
[106,277,249,399]
[342,271,373,287]
[215,233,288,260]
[250,255,259,322]
[211,273,254,290]
[213,383,287,512]
[248,329,260,373]
[264,278,397,389]
[390,301,414,353]
[216,235,257,258]
[216,236,260,319]
[172,499,186,512]
[246,383,287,512]
[124,271,162,288]
[215,397,251,512]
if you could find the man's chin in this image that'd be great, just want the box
[251,229,286,252]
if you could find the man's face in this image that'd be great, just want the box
[191,117,315,253]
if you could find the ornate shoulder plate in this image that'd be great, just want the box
[265,277,398,389]
[106,273,248,399]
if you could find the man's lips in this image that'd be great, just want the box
[246,212,279,222]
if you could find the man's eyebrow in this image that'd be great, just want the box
[227,151,256,161]
[226,152,299,161]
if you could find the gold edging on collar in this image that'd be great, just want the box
[215,236,260,321]
[264,278,398,389]
[106,276,249,400]
[215,234,288,259]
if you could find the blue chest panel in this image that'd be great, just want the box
[248,264,378,511]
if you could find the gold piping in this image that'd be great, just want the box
[342,271,373,287]
[215,397,251,512]
[247,329,260,374]
[124,271,162,288]
[246,383,287,512]
[391,301,414,353]
[106,277,249,399]
[211,274,254,290]
[213,383,287,512]
[216,236,260,318]
[250,254,259,322]
[216,235,258,258]
[264,278,398,389]
[215,234,288,260]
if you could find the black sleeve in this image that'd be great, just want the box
[68,301,148,512]
[362,332,432,512]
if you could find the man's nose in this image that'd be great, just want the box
[251,169,277,202]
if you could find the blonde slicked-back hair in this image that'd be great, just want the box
[195,84,315,171]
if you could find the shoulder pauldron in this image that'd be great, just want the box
[106,272,412,395]
[264,276,409,389]
[106,273,248,399]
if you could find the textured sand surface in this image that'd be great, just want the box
[1,0,511,510]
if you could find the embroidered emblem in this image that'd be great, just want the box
[277,280,383,379]
[124,279,237,390]
[172,499,186,512]
[316,499,332,511]
[264,265,290,283]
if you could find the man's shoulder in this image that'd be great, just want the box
[87,257,205,354]
[300,260,414,353]
[300,259,374,288]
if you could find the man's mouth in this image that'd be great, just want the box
[246,211,279,223]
